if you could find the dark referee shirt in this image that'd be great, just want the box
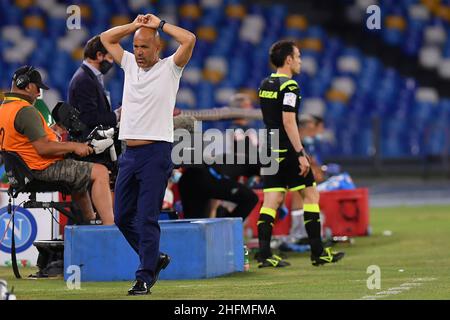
[258,73,301,150]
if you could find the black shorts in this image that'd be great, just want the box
[262,150,316,192]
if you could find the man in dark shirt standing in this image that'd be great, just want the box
[68,35,120,141]
[68,35,121,178]
[257,40,345,268]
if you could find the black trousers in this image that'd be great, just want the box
[178,167,258,220]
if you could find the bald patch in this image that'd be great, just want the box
[134,28,160,43]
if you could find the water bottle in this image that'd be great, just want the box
[0,279,16,300]
[332,236,355,244]
[0,280,7,298]
[243,245,250,272]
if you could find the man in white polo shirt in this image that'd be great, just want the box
[101,13,195,295]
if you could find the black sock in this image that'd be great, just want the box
[304,210,324,257]
[257,208,276,260]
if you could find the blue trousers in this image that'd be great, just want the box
[114,142,173,284]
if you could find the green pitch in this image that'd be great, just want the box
[1,205,449,300]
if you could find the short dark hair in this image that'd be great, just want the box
[269,40,296,68]
[311,115,324,125]
[84,35,108,60]
[298,114,324,128]
[298,114,314,128]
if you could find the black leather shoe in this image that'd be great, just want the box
[127,280,150,295]
[148,253,171,288]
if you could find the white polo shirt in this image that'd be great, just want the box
[119,50,183,143]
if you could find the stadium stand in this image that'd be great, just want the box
[1,0,449,166]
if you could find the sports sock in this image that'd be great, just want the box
[303,204,324,257]
[257,207,276,260]
[290,209,308,240]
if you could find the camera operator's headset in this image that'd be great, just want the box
[14,66,36,90]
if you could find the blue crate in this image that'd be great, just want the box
[64,218,244,282]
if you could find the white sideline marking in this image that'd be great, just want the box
[389,287,411,291]
[357,278,437,300]
[359,295,388,300]
[413,277,437,282]
[376,290,402,295]
[400,283,422,287]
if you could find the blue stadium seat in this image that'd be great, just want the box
[197,82,215,109]
[354,128,374,157]
[0,0,447,160]
[3,5,23,25]
[402,28,423,56]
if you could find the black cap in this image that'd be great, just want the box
[12,66,50,90]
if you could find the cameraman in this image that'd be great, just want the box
[0,66,114,225]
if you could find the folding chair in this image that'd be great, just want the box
[0,151,81,278]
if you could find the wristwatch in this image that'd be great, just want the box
[296,149,307,157]
[158,20,166,31]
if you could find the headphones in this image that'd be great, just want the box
[15,66,35,90]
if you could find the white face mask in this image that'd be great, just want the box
[171,170,182,184]
[303,136,314,144]
[315,133,324,141]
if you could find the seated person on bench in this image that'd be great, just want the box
[0,66,114,225]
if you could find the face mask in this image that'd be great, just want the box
[303,136,314,144]
[99,59,113,74]
[171,170,182,184]
[315,133,324,141]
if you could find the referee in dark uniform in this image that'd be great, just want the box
[257,40,345,268]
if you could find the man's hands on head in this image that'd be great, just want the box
[144,14,161,29]
[133,15,147,29]
[101,13,165,65]
[133,14,161,30]
[132,13,195,67]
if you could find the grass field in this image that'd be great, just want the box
[1,205,449,300]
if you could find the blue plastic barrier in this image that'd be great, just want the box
[64,218,244,282]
